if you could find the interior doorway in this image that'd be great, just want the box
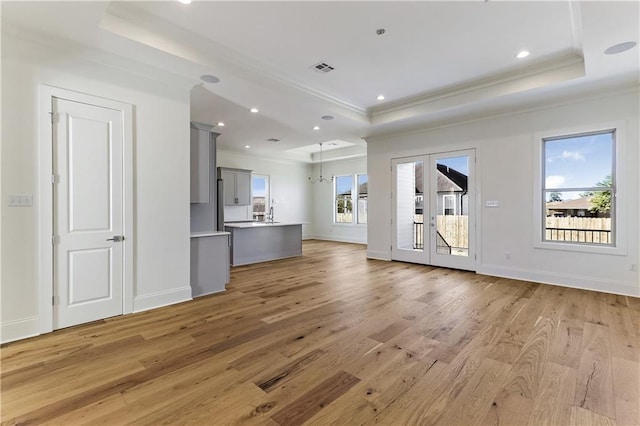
[40,86,134,333]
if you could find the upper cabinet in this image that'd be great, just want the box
[190,122,217,204]
[219,167,252,205]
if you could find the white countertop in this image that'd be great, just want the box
[190,231,230,238]
[224,222,303,229]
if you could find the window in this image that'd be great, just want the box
[541,129,615,247]
[443,194,456,216]
[335,175,353,223]
[252,174,269,222]
[334,173,367,224]
[357,174,368,224]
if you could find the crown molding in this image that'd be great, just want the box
[1,22,196,92]
[102,3,369,119]
[365,80,639,143]
[369,52,585,126]
[217,148,310,165]
[310,145,367,163]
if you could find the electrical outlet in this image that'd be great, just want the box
[8,194,33,207]
[631,264,638,272]
[505,251,511,260]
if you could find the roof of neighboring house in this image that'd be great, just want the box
[414,162,468,194]
[546,197,593,210]
[437,164,468,193]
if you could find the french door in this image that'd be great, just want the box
[391,149,476,271]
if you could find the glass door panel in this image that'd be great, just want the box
[391,157,428,264]
[429,150,476,270]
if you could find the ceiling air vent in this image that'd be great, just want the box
[310,61,335,73]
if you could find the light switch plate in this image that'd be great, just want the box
[8,194,33,207]
[485,200,499,208]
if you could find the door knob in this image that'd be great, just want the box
[107,235,125,242]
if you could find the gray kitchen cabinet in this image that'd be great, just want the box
[190,232,230,297]
[190,122,220,233]
[190,122,216,204]
[219,167,252,205]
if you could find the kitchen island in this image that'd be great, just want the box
[224,222,302,266]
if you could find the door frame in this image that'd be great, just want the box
[390,146,481,272]
[428,148,477,271]
[39,85,134,333]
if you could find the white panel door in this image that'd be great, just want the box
[53,97,124,329]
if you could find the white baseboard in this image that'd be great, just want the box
[1,316,40,344]
[478,264,640,297]
[133,286,192,313]
[367,250,391,261]
[311,235,367,245]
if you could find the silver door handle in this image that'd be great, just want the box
[107,235,125,242]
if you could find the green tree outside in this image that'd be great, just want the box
[548,192,562,202]
[582,175,612,214]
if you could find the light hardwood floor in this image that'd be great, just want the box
[2,240,639,425]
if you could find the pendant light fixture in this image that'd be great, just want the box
[308,143,333,184]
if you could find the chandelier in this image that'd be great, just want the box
[308,142,333,184]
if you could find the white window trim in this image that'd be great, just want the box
[443,194,456,215]
[533,121,627,256]
[333,173,368,225]
[251,173,270,222]
[356,173,368,225]
[334,174,354,224]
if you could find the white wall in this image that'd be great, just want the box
[367,89,639,296]
[217,150,313,238]
[1,35,192,342]
[310,156,367,244]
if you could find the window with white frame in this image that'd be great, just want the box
[334,174,367,224]
[252,174,269,222]
[335,175,353,223]
[357,174,368,224]
[443,194,456,216]
[541,129,615,246]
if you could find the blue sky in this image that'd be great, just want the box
[545,132,613,198]
[252,176,266,196]
[437,156,468,175]
[336,175,353,195]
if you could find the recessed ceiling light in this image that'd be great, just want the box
[250,108,259,113]
[516,50,530,59]
[200,74,220,83]
[217,122,225,127]
[244,145,251,149]
[313,126,320,130]
[604,41,637,55]
[178,0,191,4]
[321,115,334,120]
[377,95,385,101]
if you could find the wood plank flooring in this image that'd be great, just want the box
[1,240,639,425]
